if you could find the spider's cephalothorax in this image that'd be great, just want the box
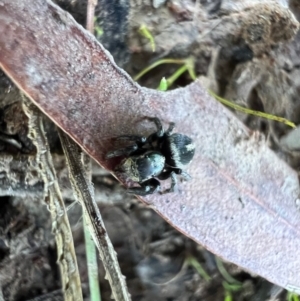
[106,118,195,195]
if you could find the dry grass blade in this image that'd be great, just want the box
[22,95,83,301]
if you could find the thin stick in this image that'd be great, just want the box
[86,0,98,33]
[58,131,131,301]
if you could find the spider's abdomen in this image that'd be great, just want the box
[161,134,195,168]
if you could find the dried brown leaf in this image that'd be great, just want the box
[1,0,300,292]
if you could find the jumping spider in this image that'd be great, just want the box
[106,117,195,195]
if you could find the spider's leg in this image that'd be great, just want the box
[180,171,191,181]
[158,168,173,180]
[158,166,189,193]
[106,144,138,159]
[116,135,147,144]
[127,178,161,196]
[159,166,182,179]
[151,117,164,137]
[165,122,175,136]
[158,170,177,194]
[163,166,191,181]
[158,167,177,193]
[146,118,164,146]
